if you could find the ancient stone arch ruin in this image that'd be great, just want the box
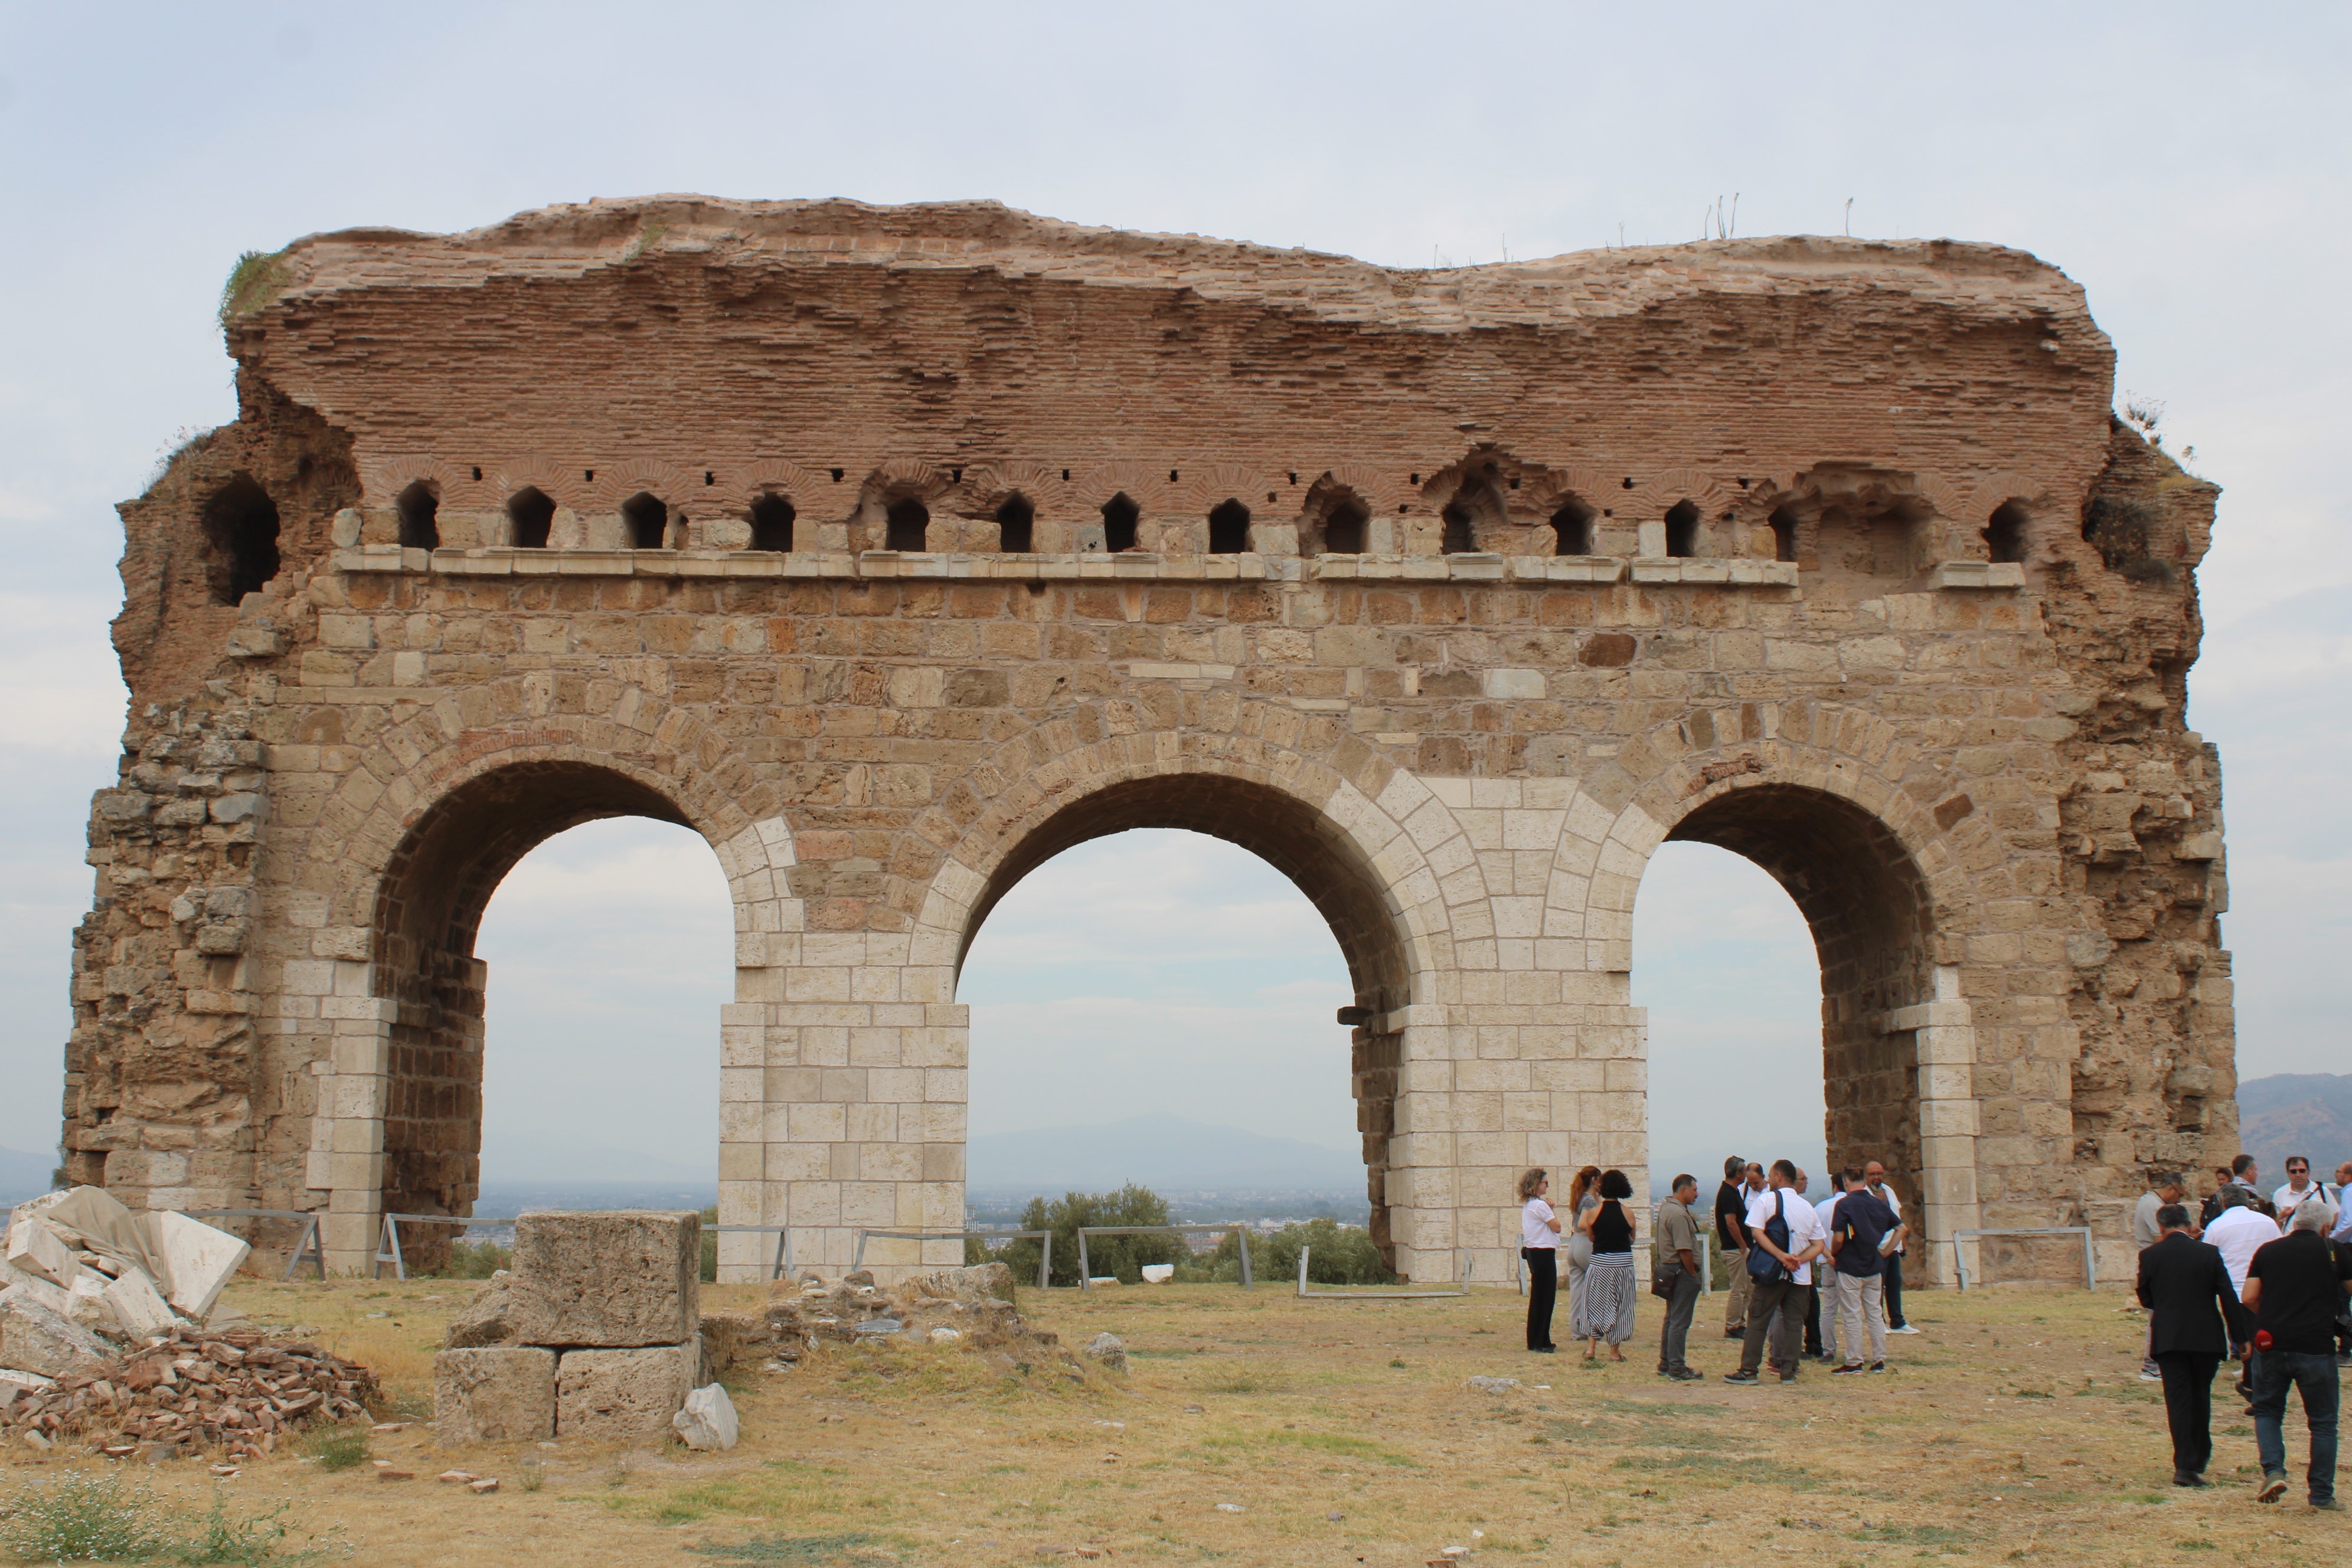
[67,198,2233,1283]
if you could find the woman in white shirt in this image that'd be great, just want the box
[1520,1168,1561,1353]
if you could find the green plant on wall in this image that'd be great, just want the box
[219,249,292,326]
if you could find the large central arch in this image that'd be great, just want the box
[952,770,1419,1259]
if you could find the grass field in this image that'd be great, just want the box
[2,1275,2341,1566]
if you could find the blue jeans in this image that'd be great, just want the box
[2250,1350,2340,1502]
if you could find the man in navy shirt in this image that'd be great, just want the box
[1827,1167,1897,1373]
[2242,1201,2351,1509]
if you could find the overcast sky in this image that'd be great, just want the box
[1,4,2344,1191]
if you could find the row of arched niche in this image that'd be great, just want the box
[384,478,2035,567]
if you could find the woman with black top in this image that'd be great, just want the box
[1573,1168,1639,1364]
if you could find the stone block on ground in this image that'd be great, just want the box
[100,1266,174,1336]
[433,1347,556,1443]
[1083,1332,1127,1373]
[6,1219,78,1289]
[146,1210,250,1321]
[671,1383,738,1451]
[0,1295,115,1379]
[512,1211,698,1347]
[556,1344,697,1440]
[0,1368,56,1412]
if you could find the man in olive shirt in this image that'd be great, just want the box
[1655,1174,1704,1380]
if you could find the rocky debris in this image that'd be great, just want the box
[1,1188,249,1337]
[1084,1333,1128,1374]
[690,1261,1088,1384]
[0,1324,376,1459]
[436,1212,701,1443]
[671,1383,739,1451]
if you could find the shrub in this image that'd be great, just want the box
[430,1238,509,1278]
[974,1185,1180,1286]
[1,1470,172,1561]
[701,1205,719,1283]
[1203,1217,1394,1286]
[306,1427,370,1472]
[218,250,292,327]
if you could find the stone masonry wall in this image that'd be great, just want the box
[59,199,2232,1285]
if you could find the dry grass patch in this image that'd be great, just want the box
[3,1276,2341,1565]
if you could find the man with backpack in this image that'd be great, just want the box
[1724,1159,1825,1385]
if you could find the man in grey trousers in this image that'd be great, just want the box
[1655,1173,1704,1380]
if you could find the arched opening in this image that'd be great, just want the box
[1635,783,1938,1220]
[956,774,1416,1265]
[995,494,1035,553]
[885,496,930,552]
[1100,494,1140,553]
[622,492,671,550]
[748,492,795,552]
[1302,481,1369,555]
[1439,502,1478,554]
[1984,502,2027,565]
[201,474,280,605]
[1206,498,1252,554]
[1664,499,1701,559]
[396,480,440,551]
[1769,506,1799,563]
[369,762,731,1266]
[507,488,556,550]
[1550,497,1596,556]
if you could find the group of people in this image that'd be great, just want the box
[1516,1153,1914,1383]
[2133,1154,2351,1508]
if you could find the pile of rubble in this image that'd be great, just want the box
[2,1186,374,1457]
[2,1325,375,1458]
[697,1261,1098,1380]
[436,1209,731,1447]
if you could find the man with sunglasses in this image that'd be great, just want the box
[2272,1157,2336,1229]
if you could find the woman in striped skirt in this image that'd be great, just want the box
[1573,1168,1639,1363]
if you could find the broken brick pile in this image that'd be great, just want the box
[1,1324,375,1458]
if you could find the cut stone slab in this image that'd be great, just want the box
[442,1276,516,1348]
[6,1219,79,1289]
[101,1266,174,1336]
[1,1262,74,1319]
[0,1295,115,1379]
[556,1344,696,1441]
[671,1383,738,1451]
[433,1347,556,1444]
[512,1211,698,1348]
[146,1210,250,1321]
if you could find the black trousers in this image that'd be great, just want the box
[1882,1250,1906,1328]
[1523,1247,1557,1349]
[2157,1351,2222,1477]
[1804,1278,1824,1354]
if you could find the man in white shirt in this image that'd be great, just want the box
[1864,1161,1918,1335]
[2204,1188,2282,1297]
[1817,1180,1847,1364]
[1724,1159,1824,1386]
[2334,1162,2352,1246]
[2271,1156,2335,1227]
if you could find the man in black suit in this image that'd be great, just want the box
[2138,1203,2253,1487]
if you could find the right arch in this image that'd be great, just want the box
[1661,782,1941,1216]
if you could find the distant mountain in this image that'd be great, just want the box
[966,1113,1361,1196]
[2237,1073,2352,1182]
[0,1145,60,1206]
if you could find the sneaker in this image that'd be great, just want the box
[1890,1324,1921,1335]
[1832,1362,1866,1376]
[2258,1472,2289,1504]
[1724,1328,1746,1339]
[1722,1370,1760,1384]
[2138,1370,2164,1383]
[1779,1371,1800,1383]
[1670,1368,1704,1381]
[2173,1472,2210,1488]
[2311,1498,2343,1511]
[1528,1345,1556,1354]
[1869,1361,1886,1371]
